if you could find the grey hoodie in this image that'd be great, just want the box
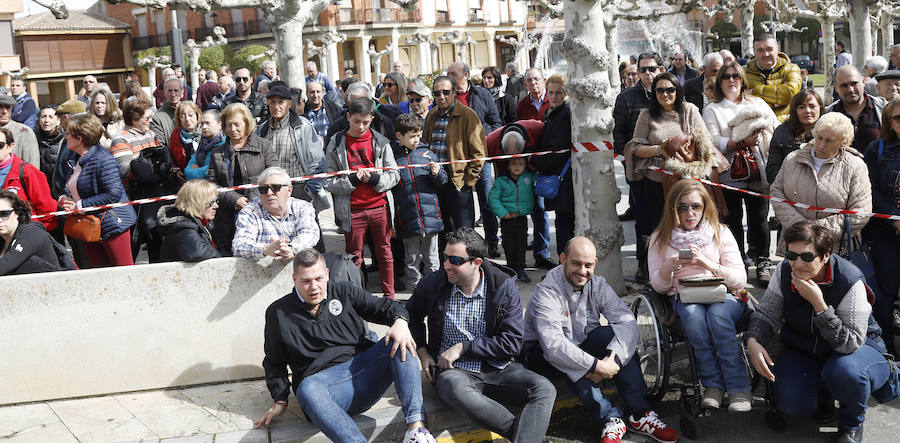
[524,265,639,382]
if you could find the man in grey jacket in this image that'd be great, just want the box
[150,77,182,151]
[0,94,39,167]
[524,237,678,443]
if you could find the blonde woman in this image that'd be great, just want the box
[158,179,221,262]
[90,88,124,149]
[648,179,750,412]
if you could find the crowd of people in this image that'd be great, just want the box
[3,34,900,443]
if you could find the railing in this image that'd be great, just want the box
[469,10,486,23]
[436,10,451,24]
[336,8,422,24]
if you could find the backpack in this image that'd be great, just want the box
[323,252,363,287]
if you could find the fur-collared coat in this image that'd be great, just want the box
[702,96,778,192]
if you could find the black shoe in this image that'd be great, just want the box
[364,263,378,273]
[534,257,557,270]
[517,269,532,283]
[834,424,863,443]
[635,264,649,284]
[618,207,634,221]
[742,255,754,269]
[488,245,502,259]
[394,279,407,292]
[815,399,837,424]
[475,216,483,227]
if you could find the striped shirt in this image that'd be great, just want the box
[231,197,320,258]
[439,270,509,373]
[429,104,453,163]
[109,127,160,177]
[305,106,330,139]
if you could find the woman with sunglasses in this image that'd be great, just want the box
[207,103,278,255]
[702,60,778,282]
[0,127,58,233]
[747,221,899,443]
[861,97,900,356]
[379,72,409,113]
[157,179,221,262]
[648,179,751,412]
[624,71,716,282]
[0,189,65,275]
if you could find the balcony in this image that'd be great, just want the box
[436,10,451,24]
[469,10,486,23]
[337,8,421,24]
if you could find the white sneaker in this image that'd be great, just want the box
[601,417,627,443]
[402,426,437,443]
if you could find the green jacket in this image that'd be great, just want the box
[744,52,801,122]
[488,171,535,218]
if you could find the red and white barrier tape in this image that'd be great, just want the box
[30,141,900,222]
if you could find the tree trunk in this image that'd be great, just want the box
[271,18,305,91]
[189,46,201,94]
[563,1,624,293]
[848,2,872,71]
[823,17,836,105]
[606,19,620,94]
[740,5,754,58]
[881,14,895,57]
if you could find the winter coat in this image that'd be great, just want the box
[625,102,708,183]
[406,260,525,364]
[207,133,279,210]
[770,143,872,254]
[149,103,176,151]
[668,65,699,84]
[488,171,535,218]
[2,120,39,167]
[323,129,400,232]
[486,119,544,175]
[69,145,137,240]
[825,94,886,154]
[156,204,220,262]
[612,83,652,155]
[702,96,776,190]
[516,93,550,122]
[534,103,574,212]
[168,129,198,170]
[258,111,329,210]
[862,138,900,232]
[505,74,527,103]
[391,144,447,239]
[223,91,269,123]
[325,102,403,147]
[35,128,66,194]
[0,221,61,275]
[767,122,810,183]
[196,81,219,111]
[684,75,706,112]
[464,84,504,135]
[2,154,58,231]
[12,93,37,128]
[744,53,802,122]
[422,101,487,189]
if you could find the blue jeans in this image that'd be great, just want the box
[774,344,893,431]
[295,338,426,442]
[475,162,499,246]
[675,294,751,393]
[531,195,551,260]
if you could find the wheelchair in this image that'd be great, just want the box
[629,288,767,440]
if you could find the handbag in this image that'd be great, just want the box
[729,145,761,181]
[534,158,570,199]
[677,276,727,304]
[839,214,881,298]
[63,212,106,243]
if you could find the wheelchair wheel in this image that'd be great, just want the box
[631,292,669,403]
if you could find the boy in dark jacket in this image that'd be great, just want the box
[392,114,447,288]
[488,157,535,282]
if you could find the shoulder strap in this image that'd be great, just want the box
[18,162,27,197]
[558,157,571,180]
[878,139,885,167]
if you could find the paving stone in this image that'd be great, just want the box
[114,390,238,436]
[0,402,73,443]
[48,396,156,443]
[178,382,301,431]
[209,428,269,443]
[159,434,213,442]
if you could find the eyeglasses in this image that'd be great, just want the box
[432,89,453,97]
[785,250,820,263]
[205,198,219,208]
[639,66,659,73]
[0,209,14,220]
[721,73,741,81]
[409,97,426,103]
[655,87,677,95]
[382,82,396,88]
[235,77,251,83]
[677,203,704,213]
[445,255,475,266]
[259,184,289,194]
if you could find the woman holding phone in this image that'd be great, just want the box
[648,179,750,412]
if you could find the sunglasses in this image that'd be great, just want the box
[655,87,677,95]
[785,250,820,263]
[382,82,396,88]
[259,184,289,194]
[0,141,7,149]
[677,203,704,213]
[409,97,426,103]
[0,209,14,220]
[205,197,219,208]
[235,77,251,83]
[721,72,741,81]
[445,255,475,266]
[639,66,659,73]
[433,89,453,97]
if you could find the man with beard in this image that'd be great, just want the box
[224,67,268,122]
[826,65,886,154]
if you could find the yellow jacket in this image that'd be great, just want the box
[744,53,801,122]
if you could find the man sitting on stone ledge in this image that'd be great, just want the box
[255,248,438,443]
[231,167,319,260]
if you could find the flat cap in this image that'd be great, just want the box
[876,69,900,81]
[57,100,86,115]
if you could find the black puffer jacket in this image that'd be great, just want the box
[466,84,504,135]
[223,91,269,123]
[533,103,574,212]
[157,205,221,262]
[767,122,811,183]
[325,102,403,147]
[36,128,65,186]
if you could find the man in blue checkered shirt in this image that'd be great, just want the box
[406,228,556,443]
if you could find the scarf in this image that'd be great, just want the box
[195,133,225,168]
[668,219,715,251]
[486,86,502,99]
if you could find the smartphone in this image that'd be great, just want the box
[679,248,693,259]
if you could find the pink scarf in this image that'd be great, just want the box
[668,219,715,251]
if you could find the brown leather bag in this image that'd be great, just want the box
[661,133,697,162]
[63,212,106,243]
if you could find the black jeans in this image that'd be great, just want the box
[631,179,665,266]
[865,227,900,355]
[555,211,576,256]
[435,362,556,443]
[439,183,475,230]
[723,190,770,262]
[500,216,528,271]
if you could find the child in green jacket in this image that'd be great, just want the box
[488,157,535,282]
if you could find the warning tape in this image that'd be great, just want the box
[30,141,900,222]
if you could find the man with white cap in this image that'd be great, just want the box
[406,83,433,125]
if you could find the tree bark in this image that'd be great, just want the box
[269,17,306,91]
[881,13,895,57]
[740,5,754,58]
[848,1,873,71]
[823,17,837,104]
[563,1,624,293]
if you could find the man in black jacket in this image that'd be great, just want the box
[325,82,403,146]
[224,67,268,123]
[407,229,556,443]
[684,52,723,112]
[255,249,438,443]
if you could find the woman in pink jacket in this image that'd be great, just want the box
[648,179,750,412]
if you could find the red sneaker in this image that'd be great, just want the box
[627,410,679,442]
[601,417,626,443]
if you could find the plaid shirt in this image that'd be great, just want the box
[439,270,509,373]
[264,118,305,179]
[232,197,319,258]
[305,106,330,139]
[429,103,453,162]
